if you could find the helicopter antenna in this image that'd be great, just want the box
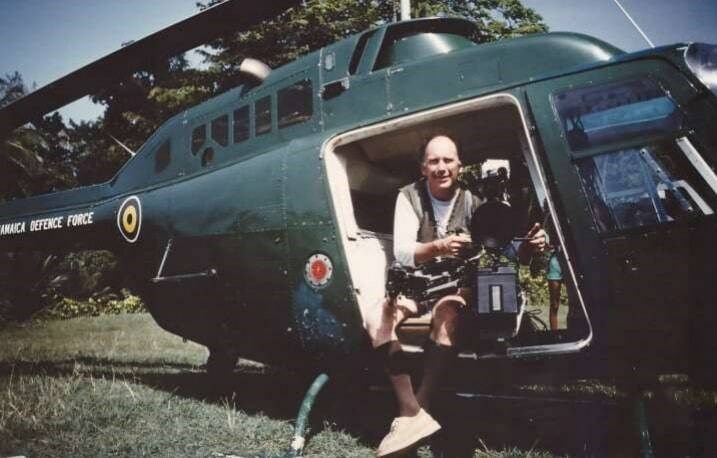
[613,0,655,48]
[400,0,411,21]
[109,134,136,157]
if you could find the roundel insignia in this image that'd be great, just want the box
[304,253,333,289]
[117,196,142,243]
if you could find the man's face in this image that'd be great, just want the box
[421,136,462,200]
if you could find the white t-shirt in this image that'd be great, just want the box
[393,182,459,268]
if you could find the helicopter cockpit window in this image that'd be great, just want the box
[576,140,716,233]
[255,96,272,136]
[191,125,206,155]
[154,140,171,174]
[233,105,250,143]
[211,114,229,147]
[554,79,684,151]
[278,79,313,128]
[349,30,375,75]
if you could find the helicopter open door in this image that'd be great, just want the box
[324,93,593,358]
[525,59,717,369]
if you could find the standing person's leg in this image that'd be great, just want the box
[548,280,562,331]
[546,252,563,331]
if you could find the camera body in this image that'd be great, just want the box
[472,264,523,340]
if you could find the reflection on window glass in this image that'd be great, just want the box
[255,96,271,135]
[201,147,214,167]
[554,79,684,151]
[233,106,249,143]
[576,141,715,232]
[278,80,313,128]
[211,115,229,147]
[154,140,171,173]
[192,125,206,155]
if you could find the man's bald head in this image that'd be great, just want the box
[420,135,462,200]
[419,135,460,165]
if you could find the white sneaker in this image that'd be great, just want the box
[376,408,441,456]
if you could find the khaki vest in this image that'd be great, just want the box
[399,178,481,243]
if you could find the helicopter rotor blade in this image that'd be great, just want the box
[0,0,301,139]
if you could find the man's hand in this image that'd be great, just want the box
[518,222,547,264]
[525,222,547,253]
[413,233,472,264]
[433,233,472,257]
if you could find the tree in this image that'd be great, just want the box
[198,0,546,90]
[0,72,27,108]
[0,73,76,201]
[67,55,217,185]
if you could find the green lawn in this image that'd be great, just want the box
[0,314,373,457]
[1,314,714,457]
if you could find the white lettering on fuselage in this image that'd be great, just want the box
[0,221,26,236]
[29,217,64,232]
[0,210,96,238]
[66,212,94,227]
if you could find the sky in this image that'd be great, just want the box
[1,0,716,122]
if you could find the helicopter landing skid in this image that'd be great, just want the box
[366,386,656,457]
[458,390,655,458]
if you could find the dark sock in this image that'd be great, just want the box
[416,340,457,409]
[377,341,411,376]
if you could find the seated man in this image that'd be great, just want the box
[365,135,545,456]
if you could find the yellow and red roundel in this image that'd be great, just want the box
[304,253,333,289]
[117,196,142,243]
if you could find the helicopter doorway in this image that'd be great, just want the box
[323,93,591,358]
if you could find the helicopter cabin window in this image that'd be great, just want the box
[234,105,250,143]
[154,140,171,174]
[278,79,313,128]
[255,96,272,136]
[211,114,229,147]
[192,125,206,154]
[554,78,684,151]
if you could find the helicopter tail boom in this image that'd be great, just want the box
[0,185,135,252]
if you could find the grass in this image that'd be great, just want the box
[1,314,715,457]
[0,314,373,457]
[1,370,292,457]
[0,313,205,366]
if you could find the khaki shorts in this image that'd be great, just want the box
[366,288,472,348]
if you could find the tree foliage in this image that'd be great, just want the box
[0,72,27,108]
[198,0,546,89]
[0,74,77,201]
